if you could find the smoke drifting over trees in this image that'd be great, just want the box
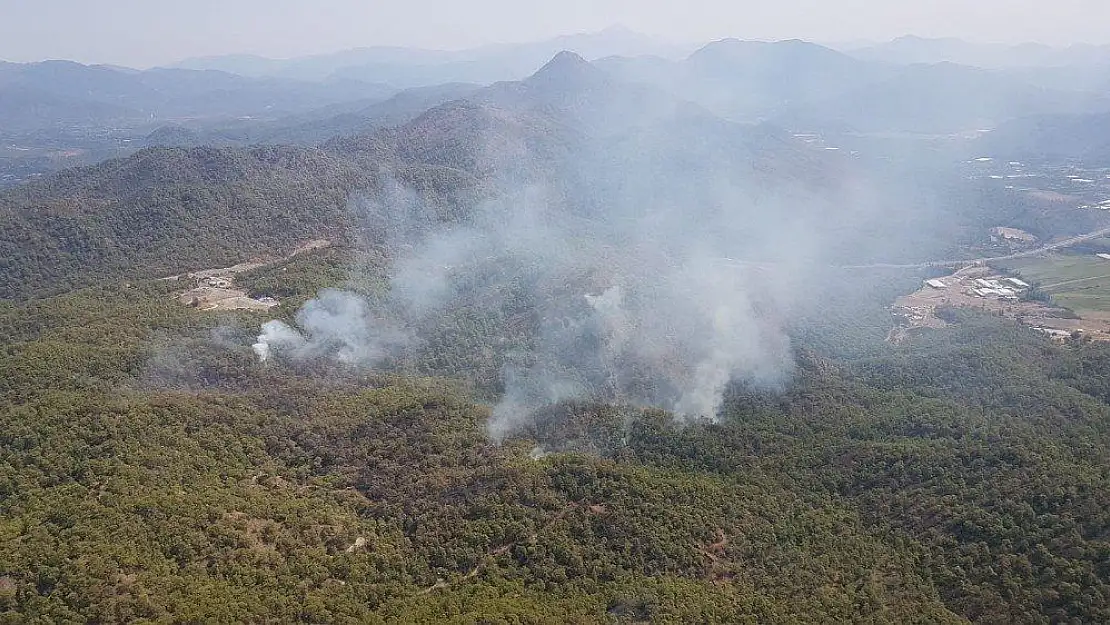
[254,175,800,438]
[249,51,980,439]
[253,116,819,439]
[13,25,1110,623]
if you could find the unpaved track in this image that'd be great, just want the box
[418,503,584,595]
[162,239,332,281]
[836,226,1110,271]
[1042,274,1110,290]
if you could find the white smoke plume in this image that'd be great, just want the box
[252,289,406,366]
[254,161,815,440]
[250,95,865,442]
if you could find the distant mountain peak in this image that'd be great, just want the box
[526,51,606,87]
[689,38,850,66]
[890,34,963,44]
[538,51,592,71]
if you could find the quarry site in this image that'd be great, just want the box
[176,271,278,312]
[164,239,330,312]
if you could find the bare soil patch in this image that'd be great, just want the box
[168,239,331,312]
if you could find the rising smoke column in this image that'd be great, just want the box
[483,245,797,440]
[252,289,407,366]
[252,168,807,441]
[250,87,830,441]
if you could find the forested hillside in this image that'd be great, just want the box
[2,251,1109,623]
[4,49,1110,625]
[0,137,490,300]
[0,146,364,298]
[1,53,1035,301]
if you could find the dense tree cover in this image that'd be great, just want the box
[0,146,363,299]
[6,67,1091,305]
[2,252,1109,623]
[0,138,490,301]
[2,71,1110,623]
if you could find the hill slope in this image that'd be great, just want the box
[0,146,373,298]
[785,62,1107,133]
[598,39,1110,132]
[1,51,1047,299]
[3,52,1110,625]
[0,60,397,133]
[597,39,883,122]
[982,111,1110,161]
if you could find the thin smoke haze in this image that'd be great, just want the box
[248,52,945,441]
[252,153,815,440]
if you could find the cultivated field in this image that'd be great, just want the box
[1000,254,1110,315]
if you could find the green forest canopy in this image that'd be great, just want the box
[1,249,1108,623]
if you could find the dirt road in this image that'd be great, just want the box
[836,226,1110,271]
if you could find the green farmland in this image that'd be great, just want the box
[1000,253,1110,314]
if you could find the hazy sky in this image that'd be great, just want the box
[2,0,1109,67]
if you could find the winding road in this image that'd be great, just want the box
[835,226,1110,271]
